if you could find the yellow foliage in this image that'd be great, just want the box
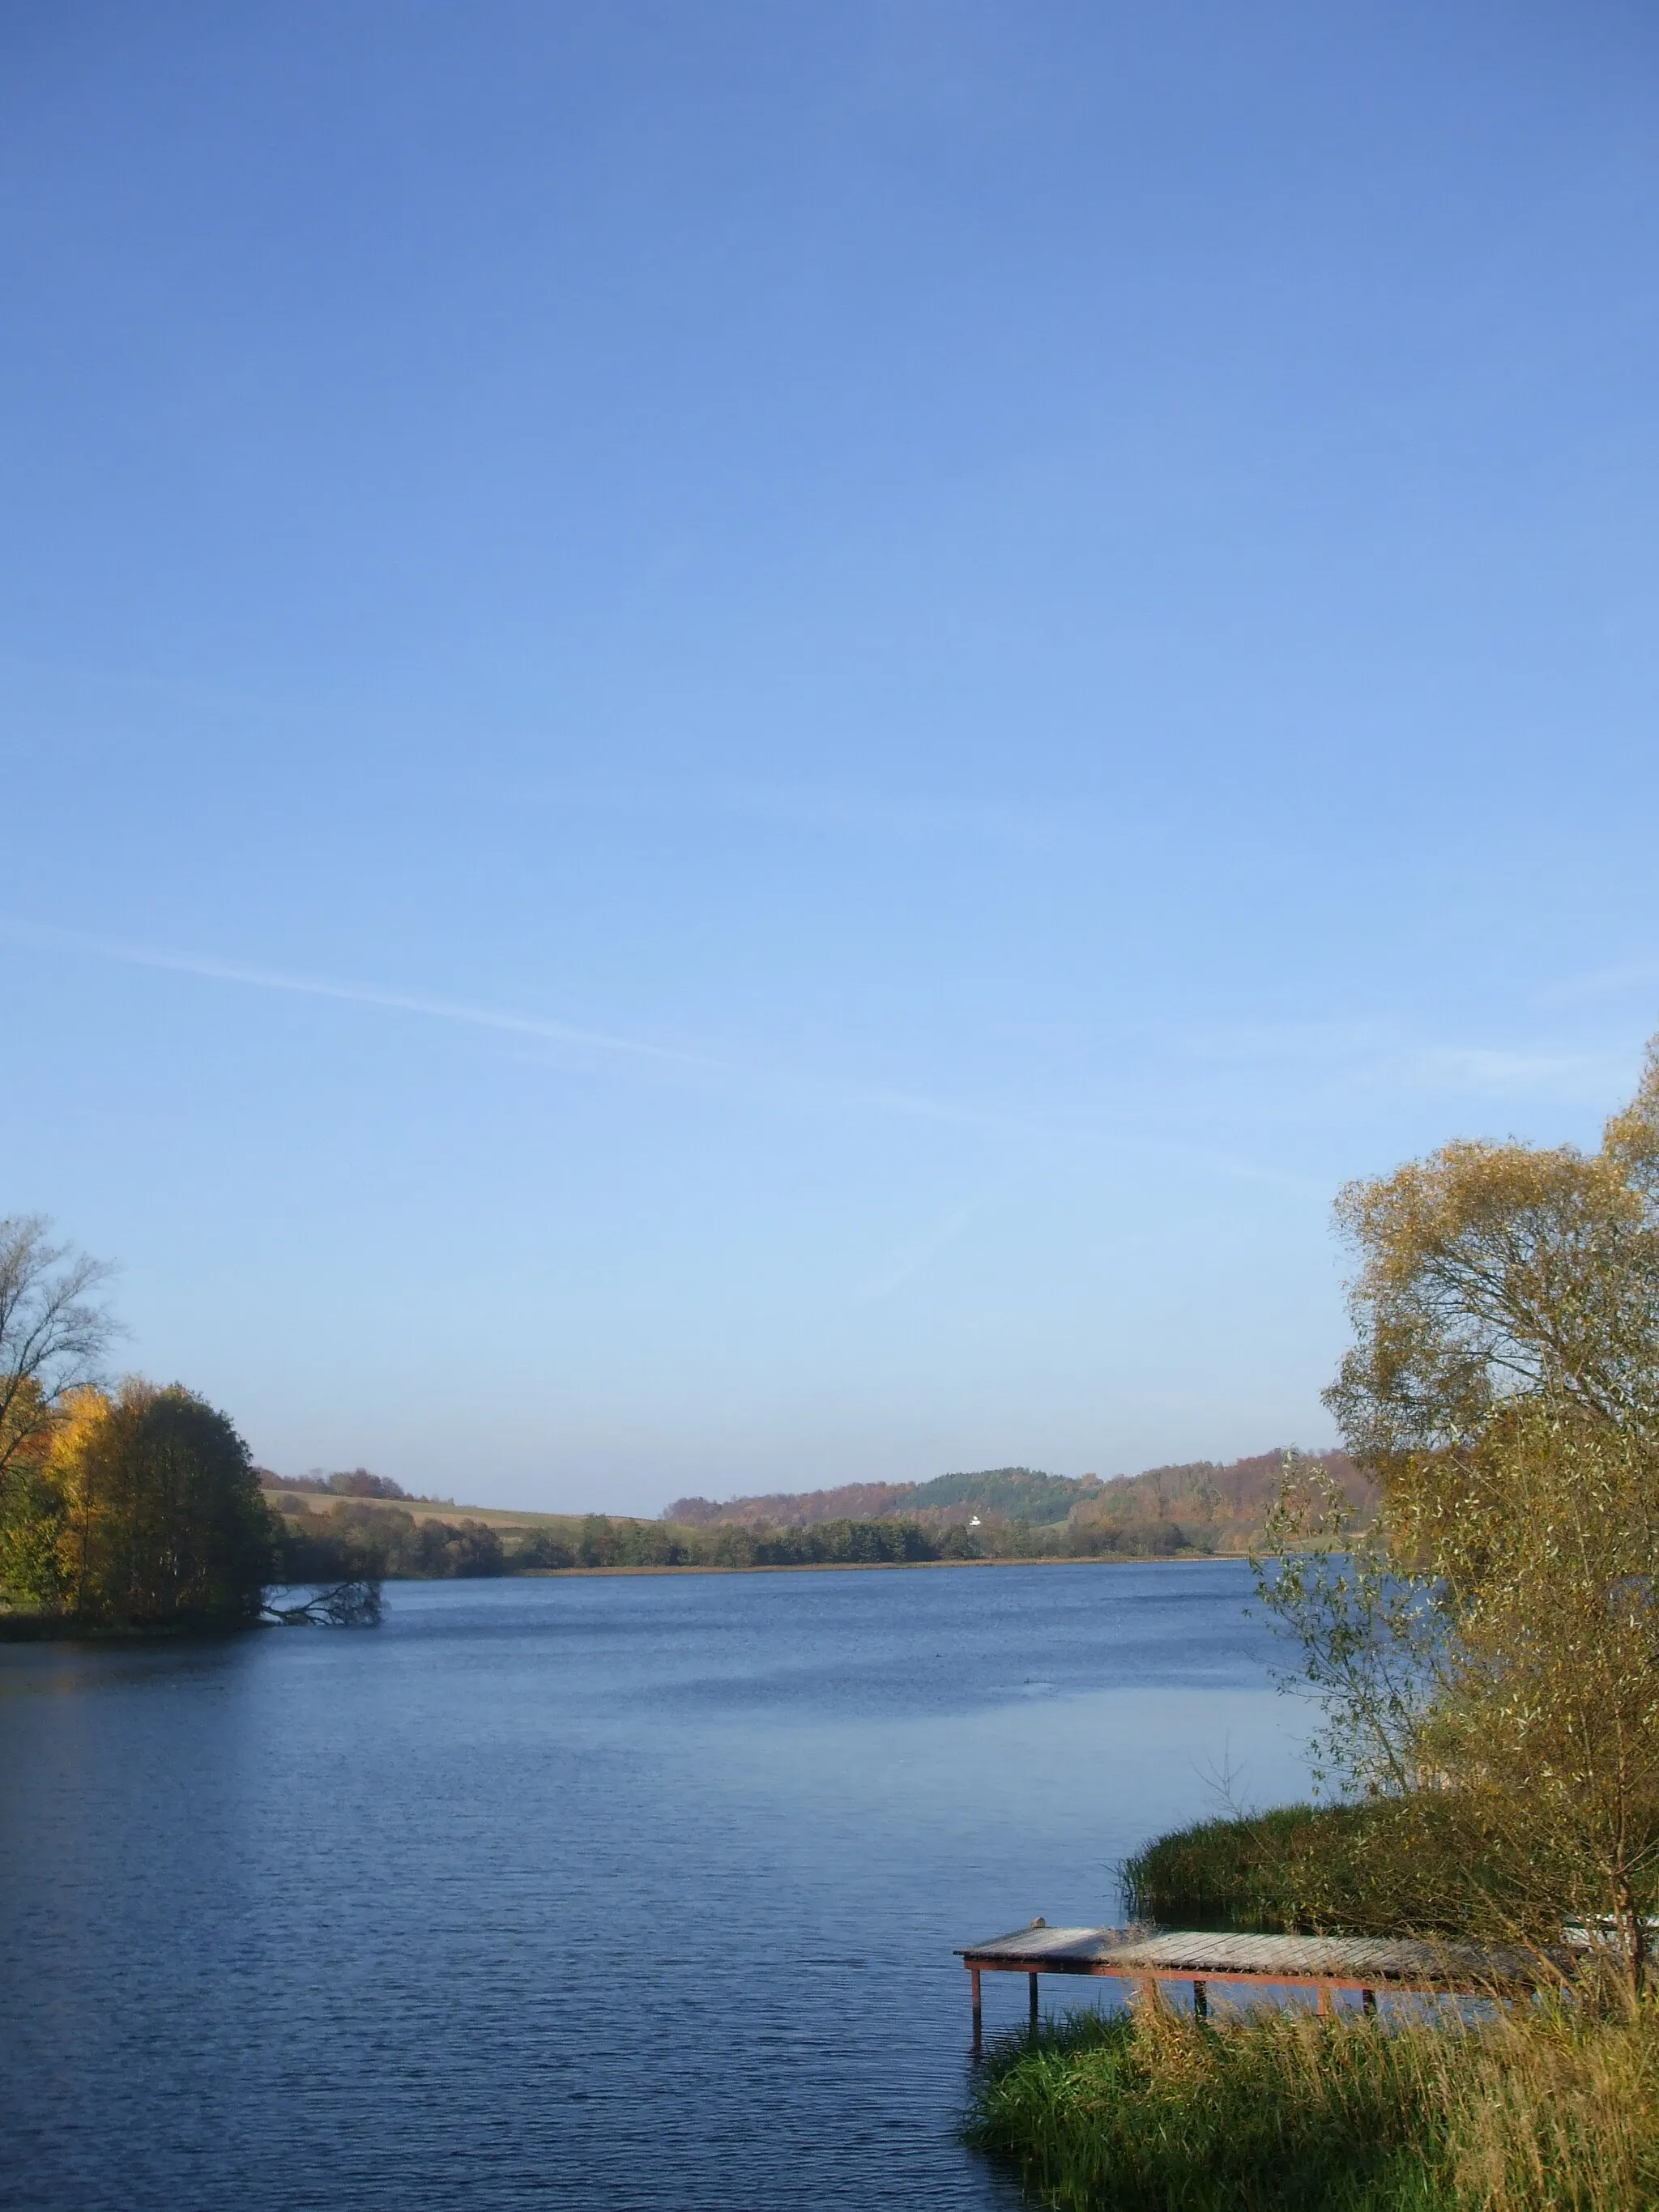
[40,1385,115,1610]
[1326,1036,1659,1467]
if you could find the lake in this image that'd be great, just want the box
[0,1558,1308,2210]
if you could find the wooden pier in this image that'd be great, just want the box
[957,1920,1561,2053]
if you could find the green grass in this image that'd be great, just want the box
[967,2001,1659,2210]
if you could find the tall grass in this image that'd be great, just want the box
[967,1997,1659,2210]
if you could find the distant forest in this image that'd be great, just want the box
[252,1447,1371,1581]
[665,1451,1375,1558]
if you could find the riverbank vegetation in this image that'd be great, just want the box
[1120,1796,1520,1940]
[970,1998,1659,2211]
[976,1036,1659,2208]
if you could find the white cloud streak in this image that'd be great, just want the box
[0,918,731,1072]
[0,916,1427,1190]
[0,917,1030,1136]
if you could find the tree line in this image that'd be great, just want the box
[522,1508,1221,1570]
[265,1496,1260,1579]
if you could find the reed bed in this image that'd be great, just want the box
[966,1996,1659,2210]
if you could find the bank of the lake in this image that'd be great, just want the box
[516,1549,1213,1578]
[969,2001,1659,2210]
[264,1486,1257,1583]
[970,1775,1659,2208]
[0,1545,1268,1643]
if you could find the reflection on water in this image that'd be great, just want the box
[0,1559,1306,2210]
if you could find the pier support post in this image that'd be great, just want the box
[1028,1973,1039,2034]
[1192,1980,1207,2019]
[970,1967,982,2055]
[1362,1988,1376,2018]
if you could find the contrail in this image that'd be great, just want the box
[0,918,733,1072]
[0,916,994,1124]
[0,915,1320,1184]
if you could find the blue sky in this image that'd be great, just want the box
[3,2,1657,1512]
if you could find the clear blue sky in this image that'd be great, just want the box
[3,3,1657,1512]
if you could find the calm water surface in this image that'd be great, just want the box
[0,1558,1307,2210]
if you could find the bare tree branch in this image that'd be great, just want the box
[0,1215,120,1487]
[262,1579,382,1626]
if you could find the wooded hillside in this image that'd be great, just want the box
[666,1448,1373,1554]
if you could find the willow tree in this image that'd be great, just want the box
[1326,1040,1659,1466]
[1260,1040,1659,1981]
[1401,1402,1659,1985]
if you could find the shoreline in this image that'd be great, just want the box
[514,1550,1247,1579]
[0,1551,1249,1636]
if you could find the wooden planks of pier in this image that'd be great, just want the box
[957,1920,1562,2053]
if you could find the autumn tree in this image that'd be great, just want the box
[1405,1402,1659,1983]
[1325,1040,1659,1467]
[1261,1038,1659,1984]
[36,1381,271,1626]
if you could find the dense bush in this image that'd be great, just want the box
[1120,1801,1514,1937]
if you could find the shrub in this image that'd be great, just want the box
[1120,1800,1516,1939]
